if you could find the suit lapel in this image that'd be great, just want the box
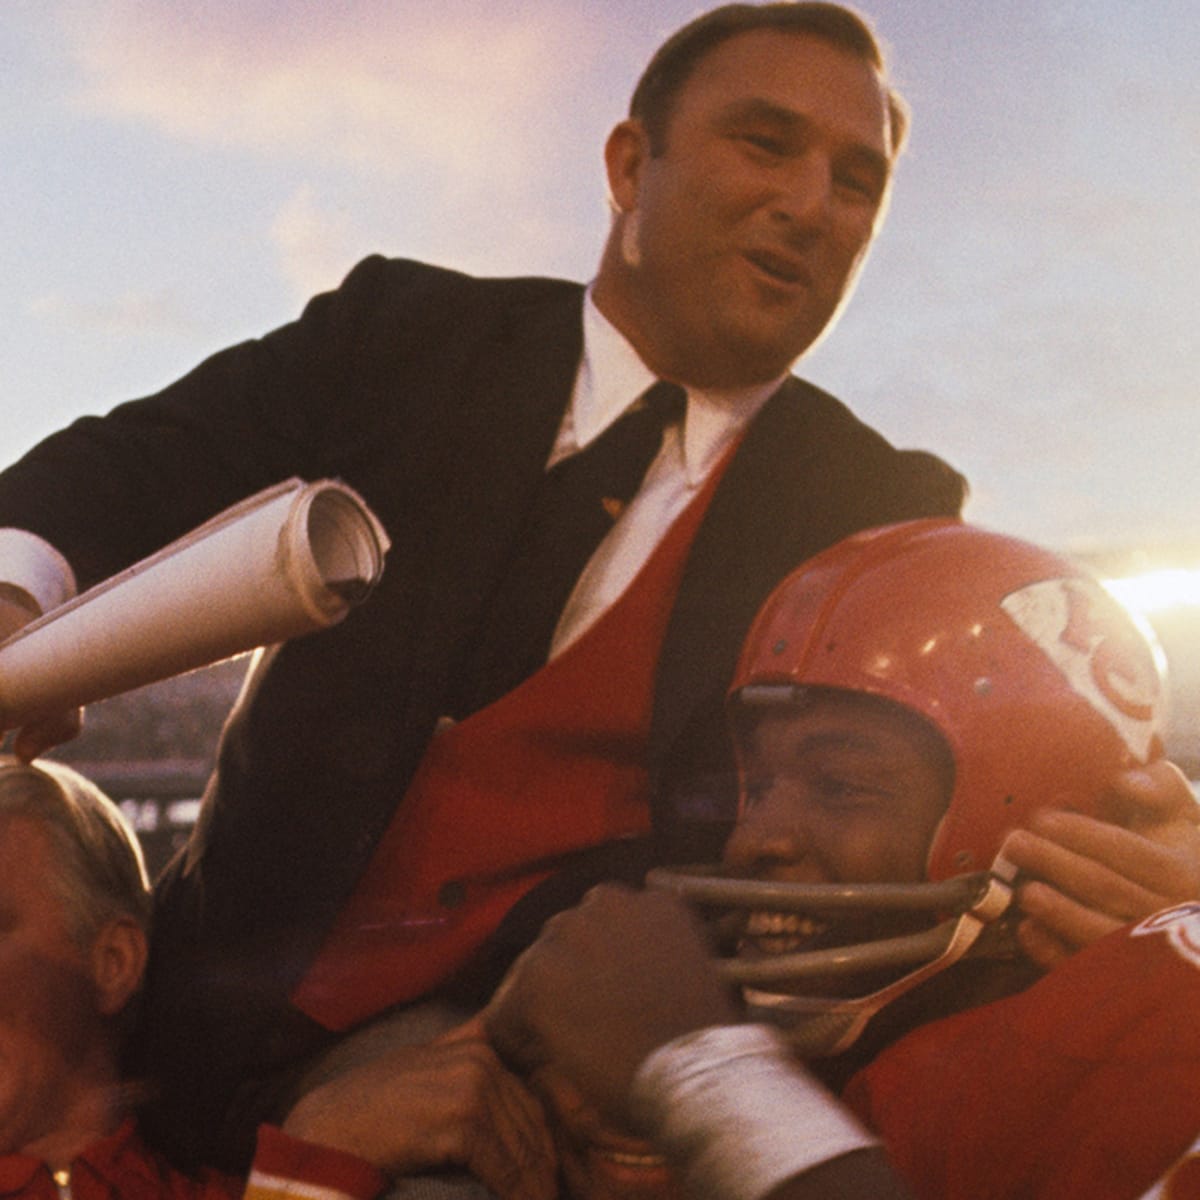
[408,286,585,714]
[650,377,873,757]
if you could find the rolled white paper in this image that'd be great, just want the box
[0,478,389,728]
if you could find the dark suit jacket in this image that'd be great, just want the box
[0,256,964,1165]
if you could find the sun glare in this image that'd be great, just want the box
[1104,568,1200,617]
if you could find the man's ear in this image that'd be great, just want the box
[89,916,148,1018]
[604,119,651,215]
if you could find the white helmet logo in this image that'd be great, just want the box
[1000,577,1161,760]
[1132,903,1200,970]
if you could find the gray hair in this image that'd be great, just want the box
[0,756,150,945]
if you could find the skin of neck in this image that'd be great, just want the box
[17,1044,127,1171]
[590,221,802,390]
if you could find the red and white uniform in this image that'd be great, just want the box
[844,904,1200,1200]
[0,1120,385,1200]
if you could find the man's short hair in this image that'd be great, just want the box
[630,2,909,158]
[0,756,150,944]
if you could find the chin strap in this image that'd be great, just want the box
[737,868,1016,1057]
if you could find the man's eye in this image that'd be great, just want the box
[741,776,773,808]
[835,172,880,202]
[812,773,882,808]
[741,133,786,155]
[815,775,854,800]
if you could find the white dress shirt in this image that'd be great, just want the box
[548,291,783,657]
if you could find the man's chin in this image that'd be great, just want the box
[706,311,831,384]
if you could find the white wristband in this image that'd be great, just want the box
[0,529,76,616]
[629,1024,877,1200]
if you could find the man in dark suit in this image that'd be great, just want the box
[0,3,1194,1188]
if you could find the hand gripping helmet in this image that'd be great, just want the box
[648,518,1166,1053]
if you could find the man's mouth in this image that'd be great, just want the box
[735,903,950,1000]
[743,249,811,288]
[742,909,828,956]
[594,1146,668,1169]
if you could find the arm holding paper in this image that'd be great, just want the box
[0,479,388,756]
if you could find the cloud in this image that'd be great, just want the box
[57,1,592,197]
[27,289,193,336]
[269,186,360,299]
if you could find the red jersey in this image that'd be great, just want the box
[0,1120,384,1200]
[844,903,1200,1200]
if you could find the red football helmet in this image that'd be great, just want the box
[649,518,1167,1053]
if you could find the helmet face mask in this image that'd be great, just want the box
[649,519,1166,1054]
[649,858,1016,1055]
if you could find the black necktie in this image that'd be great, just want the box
[455,380,687,716]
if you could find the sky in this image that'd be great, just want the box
[3,0,1199,564]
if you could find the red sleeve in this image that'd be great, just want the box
[242,1125,387,1200]
[843,905,1200,1200]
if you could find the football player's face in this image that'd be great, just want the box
[723,691,952,981]
[533,1066,682,1200]
[725,691,951,886]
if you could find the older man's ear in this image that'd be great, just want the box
[89,916,148,1019]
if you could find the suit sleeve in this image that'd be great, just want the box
[0,255,423,590]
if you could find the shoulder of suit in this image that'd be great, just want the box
[294,255,583,357]
[339,254,583,307]
[765,375,968,514]
[767,374,886,436]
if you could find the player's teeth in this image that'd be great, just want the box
[598,1149,668,1168]
[746,911,820,940]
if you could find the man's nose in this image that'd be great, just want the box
[724,788,811,872]
[770,153,833,232]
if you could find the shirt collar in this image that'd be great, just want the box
[572,289,785,486]
[0,1120,147,1198]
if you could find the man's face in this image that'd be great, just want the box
[0,816,104,1156]
[598,29,893,389]
[724,689,951,901]
[533,1067,682,1200]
